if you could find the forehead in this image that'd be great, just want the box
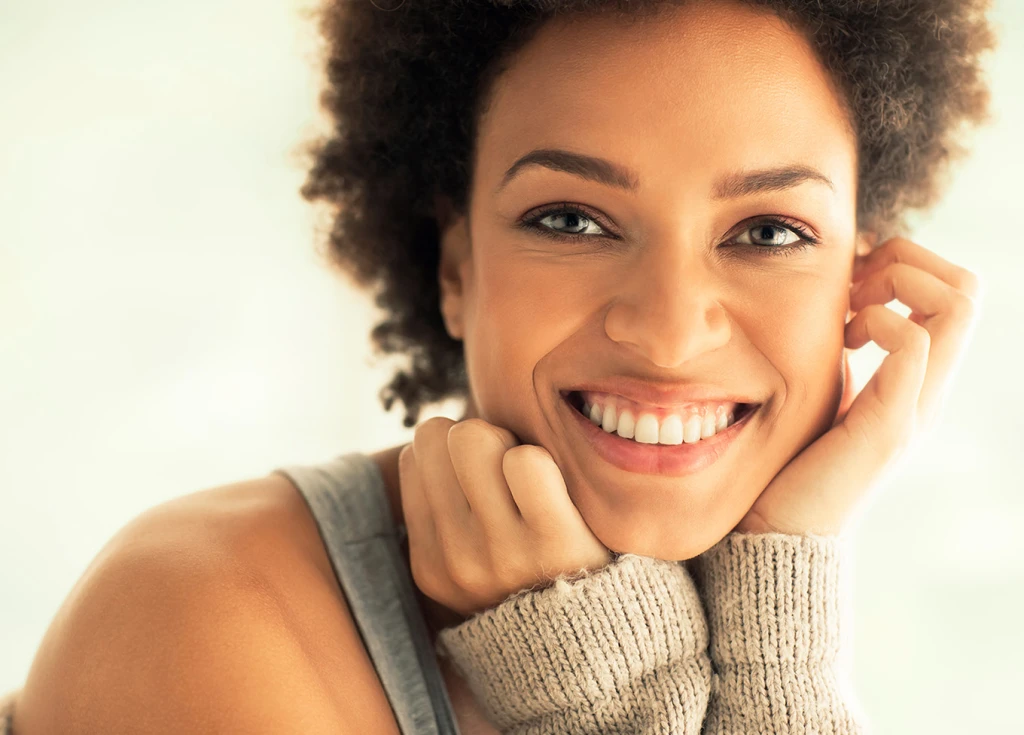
[476,1,856,198]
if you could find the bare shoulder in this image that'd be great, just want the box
[15,471,401,734]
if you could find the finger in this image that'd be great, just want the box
[501,445,580,535]
[447,419,522,538]
[397,443,438,567]
[852,237,982,300]
[850,262,978,423]
[844,304,930,441]
[412,417,472,532]
[850,261,961,319]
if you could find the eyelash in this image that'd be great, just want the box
[518,203,822,257]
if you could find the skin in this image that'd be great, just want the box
[433,0,872,562]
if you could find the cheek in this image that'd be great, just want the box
[742,273,848,410]
[462,253,596,421]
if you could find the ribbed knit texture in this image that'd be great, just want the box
[437,533,869,735]
[690,532,867,734]
[436,553,713,734]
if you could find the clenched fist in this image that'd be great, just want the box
[398,417,612,618]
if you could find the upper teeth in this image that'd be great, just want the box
[580,393,738,445]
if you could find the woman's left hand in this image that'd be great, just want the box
[734,237,982,537]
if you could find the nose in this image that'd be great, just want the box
[603,244,731,368]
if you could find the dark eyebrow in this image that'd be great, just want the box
[497,148,639,194]
[711,164,835,199]
[497,147,834,198]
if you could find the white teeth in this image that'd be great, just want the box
[616,409,635,439]
[683,414,702,444]
[658,414,683,445]
[601,403,617,433]
[701,411,717,439]
[579,396,745,446]
[634,413,660,444]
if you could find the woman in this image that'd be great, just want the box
[5,0,994,732]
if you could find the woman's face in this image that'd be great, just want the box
[438,0,871,559]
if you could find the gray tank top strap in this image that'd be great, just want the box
[272,452,461,735]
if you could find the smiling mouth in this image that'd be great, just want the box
[562,390,760,444]
[559,389,760,476]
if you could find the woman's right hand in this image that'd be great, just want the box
[398,417,612,618]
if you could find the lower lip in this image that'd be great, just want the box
[560,393,758,477]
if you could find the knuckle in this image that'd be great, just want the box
[949,293,976,323]
[503,443,551,469]
[447,558,489,596]
[420,415,456,438]
[447,417,489,439]
[954,268,981,299]
[449,418,516,451]
[414,416,455,450]
[904,321,931,353]
[409,550,448,600]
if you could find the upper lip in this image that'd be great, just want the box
[564,377,759,409]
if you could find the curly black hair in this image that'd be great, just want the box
[298,0,996,428]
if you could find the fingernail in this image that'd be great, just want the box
[850,280,864,297]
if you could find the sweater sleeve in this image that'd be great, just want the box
[434,553,713,735]
[688,532,870,735]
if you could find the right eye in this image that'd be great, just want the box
[519,203,615,242]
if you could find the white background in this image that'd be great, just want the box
[2,0,1022,731]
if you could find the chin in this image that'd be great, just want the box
[582,504,735,562]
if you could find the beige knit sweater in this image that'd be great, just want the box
[436,532,868,734]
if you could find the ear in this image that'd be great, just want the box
[855,230,878,259]
[851,231,878,281]
[436,193,471,341]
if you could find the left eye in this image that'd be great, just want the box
[534,210,606,237]
[734,223,804,248]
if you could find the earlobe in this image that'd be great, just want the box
[855,230,878,258]
[436,197,470,341]
[851,232,877,280]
